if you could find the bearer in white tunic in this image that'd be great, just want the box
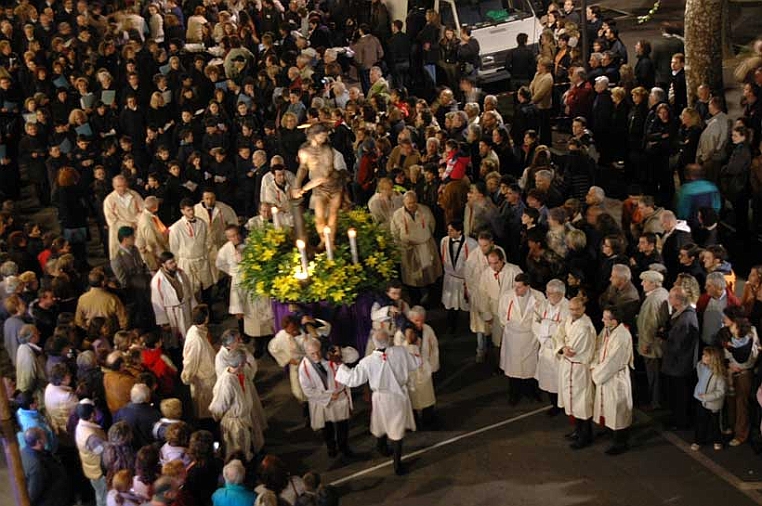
[268,314,308,416]
[298,338,353,458]
[464,232,506,361]
[209,348,262,461]
[169,199,214,297]
[368,178,404,231]
[499,273,544,404]
[216,329,267,439]
[260,164,296,224]
[533,279,569,414]
[195,190,238,283]
[335,330,420,475]
[103,175,145,259]
[393,306,440,426]
[477,248,522,369]
[440,220,478,331]
[554,296,597,449]
[592,308,634,455]
[180,305,217,421]
[366,280,410,356]
[151,252,196,349]
[216,225,274,354]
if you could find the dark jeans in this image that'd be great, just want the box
[324,419,349,452]
[664,373,692,429]
[391,61,410,89]
[694,401,721,445]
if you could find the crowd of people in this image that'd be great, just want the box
[0,0,761,503]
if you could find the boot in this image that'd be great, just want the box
[547,393,561,417]
[570,418,593,450]
[376,436,391,457]
[336,420,354,457]
[391,439,407,475]
[605,428,630,456]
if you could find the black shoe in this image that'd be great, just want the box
[564,430,579,440]
[327,447,338,458]
[605,444,629,456]
[394,462,408,475]
[570,439,591,450]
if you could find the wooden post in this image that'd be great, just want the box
[0,377,30,506]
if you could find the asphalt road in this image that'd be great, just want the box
[260,318,762,506]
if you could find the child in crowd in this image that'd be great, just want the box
[691,346,726,451]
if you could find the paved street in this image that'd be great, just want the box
[257,314,762,506]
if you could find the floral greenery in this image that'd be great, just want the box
[239,208,399,305]
[637,0,661,24]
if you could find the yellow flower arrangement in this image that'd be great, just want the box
[239,209,399,305]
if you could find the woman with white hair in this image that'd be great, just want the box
[212,459,257,506]
[209,348,263,461]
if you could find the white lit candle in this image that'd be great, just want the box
[296,239,308,276]
[348,228,359,264]
[271,206,280,229]
[323,227,333,260]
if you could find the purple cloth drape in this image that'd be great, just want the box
[271,292,376,355]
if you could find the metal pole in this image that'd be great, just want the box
[580,0,589,62]
[0,377,30,506]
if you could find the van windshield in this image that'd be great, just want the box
[440,0,533,29]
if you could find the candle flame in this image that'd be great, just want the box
[348,228,357,238]
[271,206,278,214]
[296,239,306,249]
[323,227,331,234]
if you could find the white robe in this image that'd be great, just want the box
[592,324,634,430]
[150,269,195,348]
[533,298,570,393]
[268,330,307,402]
[209,370,263,461]
[477,262,523,346]
[168,217,214,294]
[216,241,274,337]
[335,346,420,440]
[554,314,597,419]
[135,209,169,272]
[216,346,268,433]
[194,201,238,283]
[499,289,545,379]
[440,235,478,311]
[365,300,410,356]
[180,325,217,420]
[394,324,440,410]
[298,358,352,430]
[103,190,144,260]
[464,245,506,334]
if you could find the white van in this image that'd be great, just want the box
[436,0,543,83]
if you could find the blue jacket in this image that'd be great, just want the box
[676,179,721,223]
[16,408,57,453]
[212,484,257,506]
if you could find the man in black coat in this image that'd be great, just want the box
[660,286,699,429]
[20,427,71,506]
[651,22,685,90]
[113,383,162,449]
[505,32,536,91]
[388,20,412,89]
[591,76,613,164]
[669,53,688,116]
